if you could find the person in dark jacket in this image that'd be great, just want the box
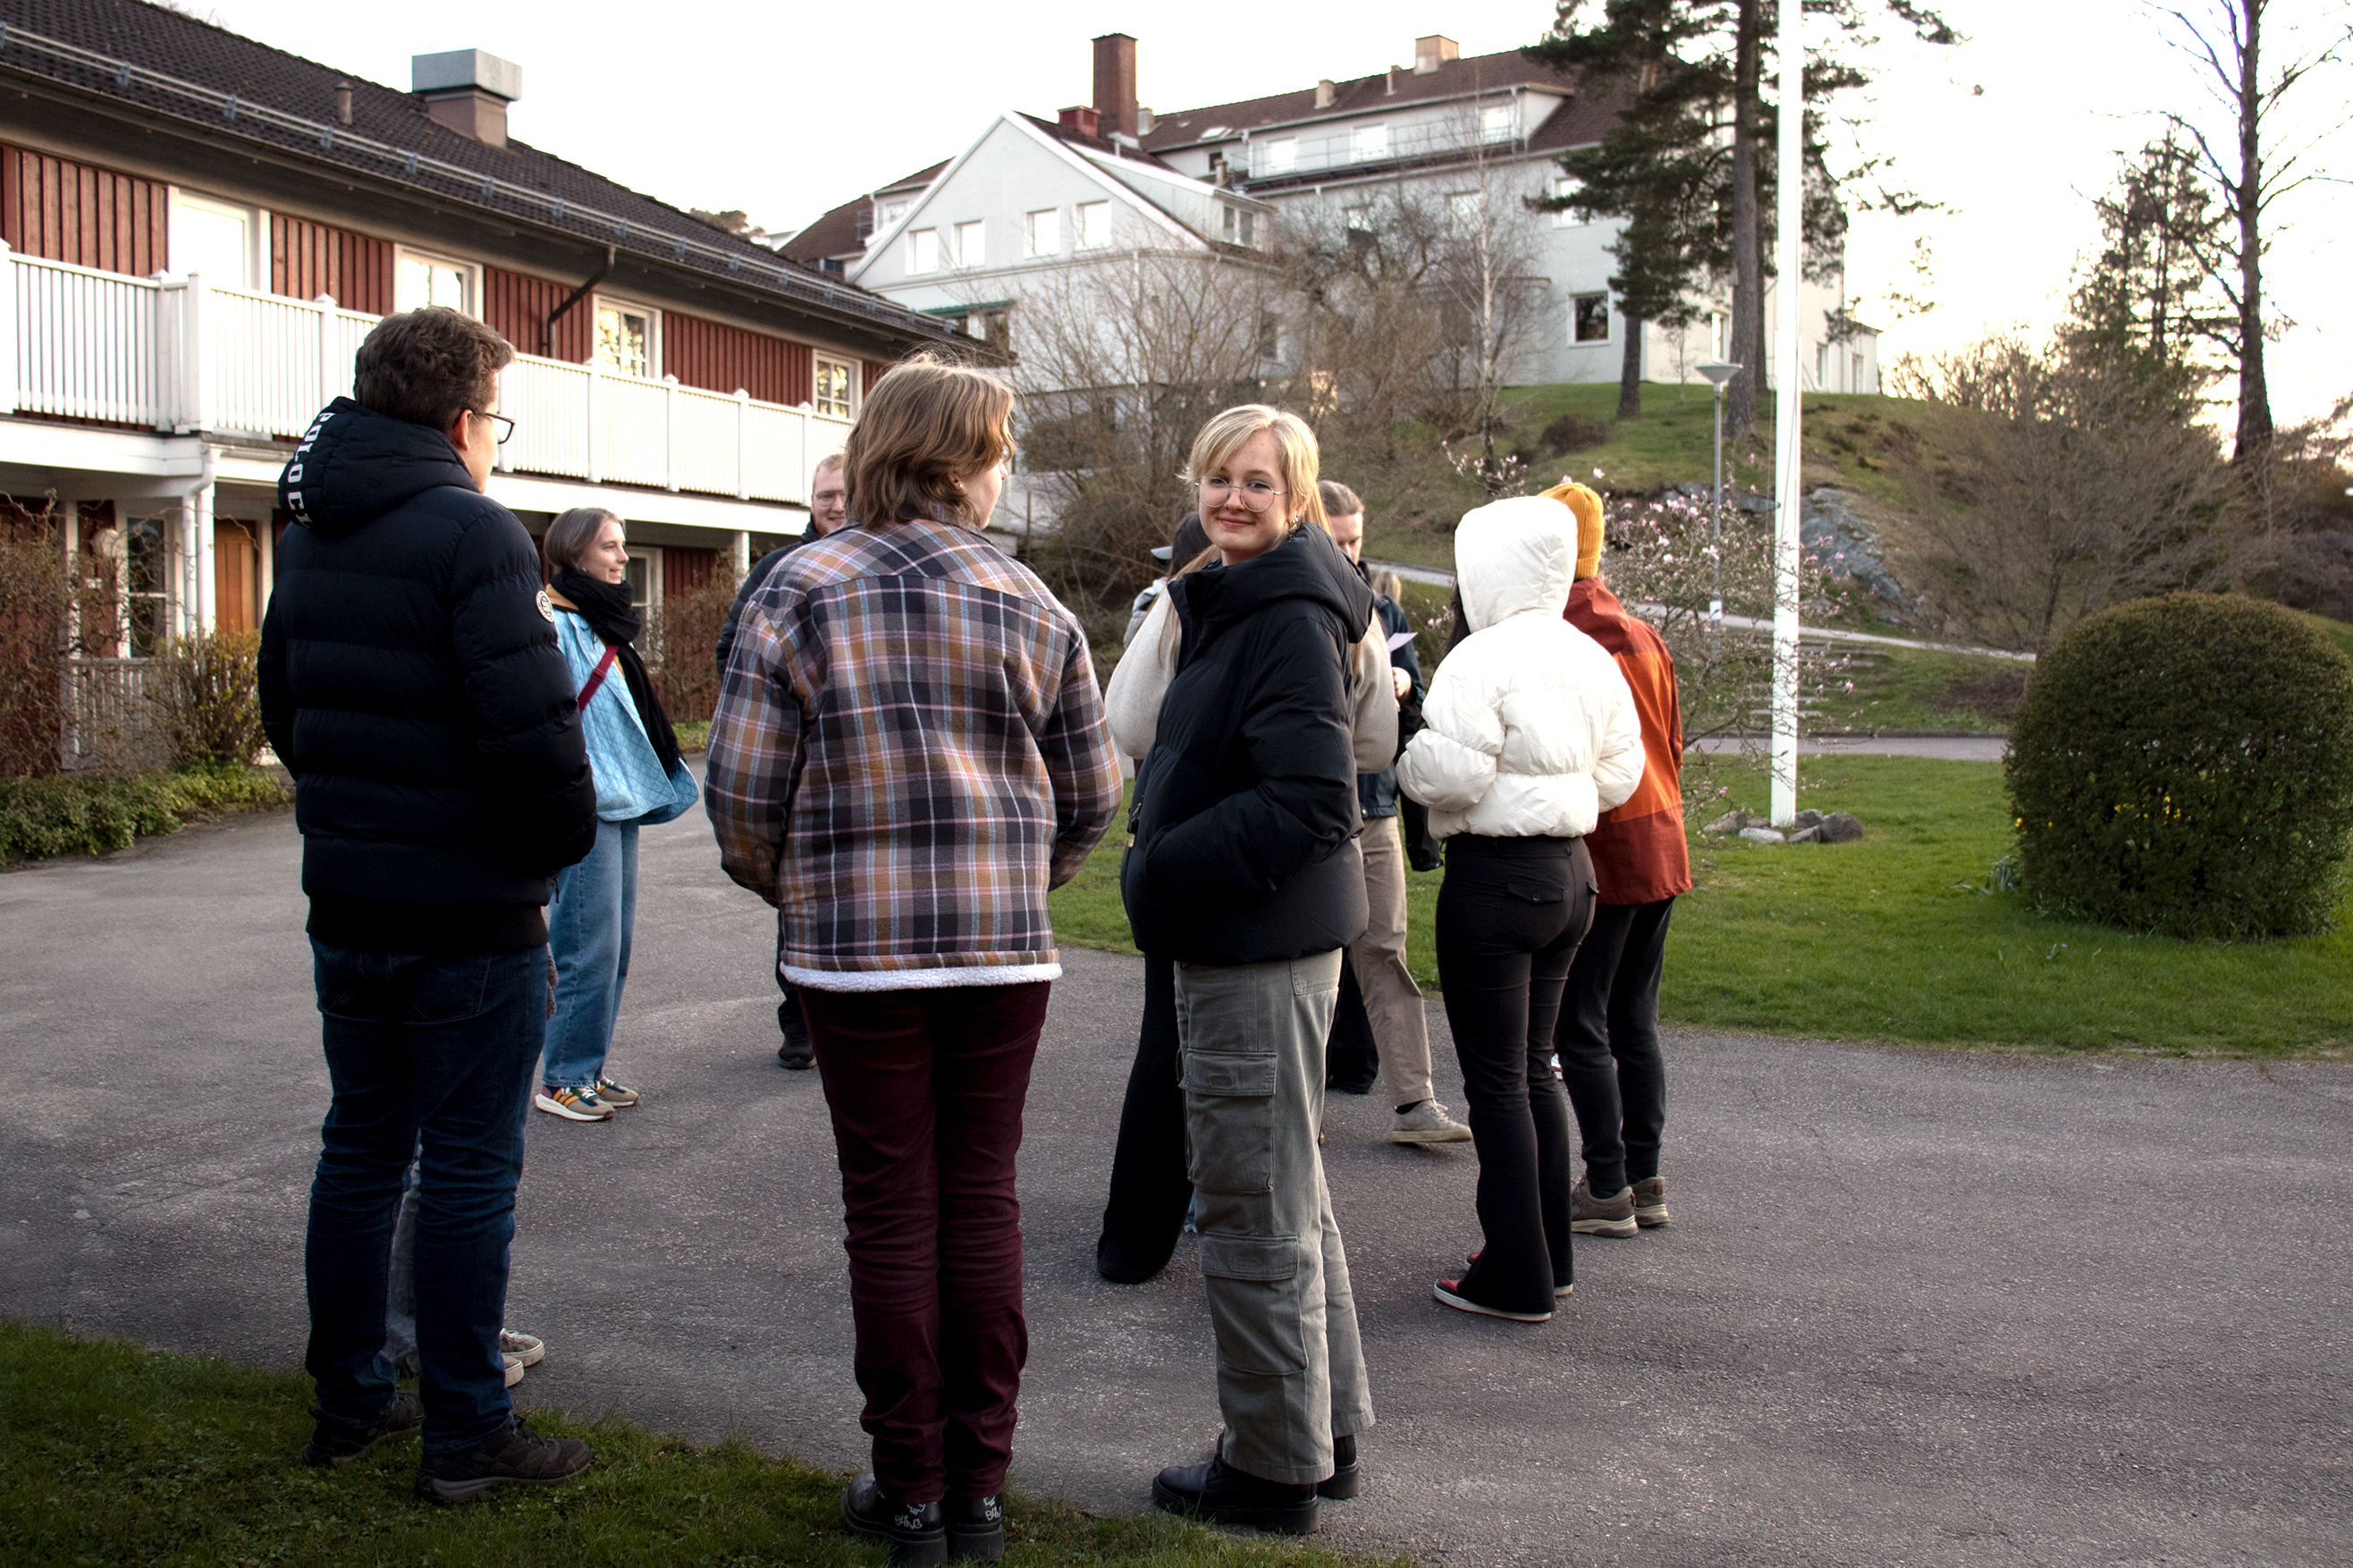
[712,450,847,1071]
[259,306,598,1502]
[1125,405,1376,1537]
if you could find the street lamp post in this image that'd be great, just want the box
[1696,360,1742,665]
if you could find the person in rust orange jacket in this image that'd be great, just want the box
[1546,482,1692,1238]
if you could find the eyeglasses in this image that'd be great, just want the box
[472,410,515,446]
[1197,476,1285,512]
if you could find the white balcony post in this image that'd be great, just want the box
[730,529,751,585]
[180,272,215,434]
[190,479,216,636]
[735,387,751,500]
[313,293,337,415]
[0,241,16,417]
[586,359,602,484]
[664,375,681,493]
[494,362,514,473]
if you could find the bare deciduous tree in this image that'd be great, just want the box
[1885,333,2237,652]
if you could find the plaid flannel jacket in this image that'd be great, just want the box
[704,516,1121,984]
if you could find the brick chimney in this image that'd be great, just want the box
[1092,32,1138,139]
[1058,105,1101,139]
[412,49,521,148]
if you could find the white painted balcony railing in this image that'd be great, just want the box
[0,244,847,507]
[1249,112,1520,180]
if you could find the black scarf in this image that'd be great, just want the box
[551,567,683,777]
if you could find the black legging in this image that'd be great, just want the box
[1094,954,1192,1283]
[1556,898,1674,1196]
[1435,833,1596,1316]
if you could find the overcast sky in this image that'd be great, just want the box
[203,0,2349,426]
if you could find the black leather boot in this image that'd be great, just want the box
[945,1494,1004,1561]
[1151,1454,1318,1534]
[839,1473,946,1565]
[1318,1432,1360,1500]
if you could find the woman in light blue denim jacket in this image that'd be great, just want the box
[536,506,698,1121]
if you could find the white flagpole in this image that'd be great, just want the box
[1770,0,1805,826]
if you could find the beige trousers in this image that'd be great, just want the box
[1349,814,1435,1108]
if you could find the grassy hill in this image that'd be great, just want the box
[1354,380,1960,570]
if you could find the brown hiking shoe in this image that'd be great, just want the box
[1631,1176,1670,1228]
[413,1418,591,1505]
[1571,1177,1638,1237]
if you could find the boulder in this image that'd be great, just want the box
[1739,825,1786,845]
[1792,808,1826,830]
[1817,812,1866,844]
[1785,825,1825,844]
[1702,809,1750,837]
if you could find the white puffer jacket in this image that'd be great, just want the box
[1397,495,1645,839]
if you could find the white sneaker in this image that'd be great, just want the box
[1390,1100,1473,1144]
[499,1329,545,1368]
[502,1355,525,1387]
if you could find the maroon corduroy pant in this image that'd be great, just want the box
[801,981,1050,1502]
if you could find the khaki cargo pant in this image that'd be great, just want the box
[1175,950,1376,1486]
[1350,814,1435,1108]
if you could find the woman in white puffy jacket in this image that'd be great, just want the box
[1396,494,1645,1323]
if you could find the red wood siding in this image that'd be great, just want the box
[665,312,810,405]
[483,266,594,362]
[270,215,392,314]
[0,146,166,276]
[863,359,895,398]
[663,547,719,598]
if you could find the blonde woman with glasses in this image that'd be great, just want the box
[1119,405,1381,1535]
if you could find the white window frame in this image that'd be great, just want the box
[1816,341,1831,387]
[953,220,986,269]
[1480,103,1517,141]
[624,547,661,615]
[593,294,662,379]
[907,227,941,274]
[814,356,856,419]
[393,247,481,316]
[1571,292,1613,345]
[1075,202,1111,251]
[1352,123,1389,163]
[1025,207,1061,257]
[1551,175,1589,227]
[1220,204,1257,248]
[170,190,265,290]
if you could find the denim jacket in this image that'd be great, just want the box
[553,611,698,825]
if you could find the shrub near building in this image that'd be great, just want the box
[2006,594,2353,939]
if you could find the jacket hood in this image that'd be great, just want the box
[1454,495,1581,633]
[1175,522,1374,650]
[280,398,478,537]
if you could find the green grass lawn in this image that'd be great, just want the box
[1052,757,2350,1058]
[0,1322,1385,1568]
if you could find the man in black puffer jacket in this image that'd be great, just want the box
[260,307,597,1503]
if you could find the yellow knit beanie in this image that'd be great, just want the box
[1546,481,1605,579]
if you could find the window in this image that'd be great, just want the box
[172,193,257,288]
[123,517,168,657]
[1551,175,1588,227]
[1816,341,1831,386]
[954,221,986,268]
[974,308,1011,350]
[1351,123,1388,163]
[395,250,474,314]
[814,358,854,418]
[1025,207,1060,257]
[1257,311,1280,362]
[1480,103,1516,141]
[624,552,654,614]
[1447,191,1483,233]
[1852,352,1866,392]
[595,299,657,378]
[907,228,941,274]
[1075,202,1111,250]
[1220,204,1256,247]
[873,198,911,240]
[1263,138,1297,173]
[1573,293,1612,344]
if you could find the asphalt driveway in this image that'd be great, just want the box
[3,801,2347,1566]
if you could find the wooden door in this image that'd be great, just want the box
[213,520,259,634]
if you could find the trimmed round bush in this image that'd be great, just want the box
[2006,593,2353,939]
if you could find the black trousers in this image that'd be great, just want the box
[1435,834,1596,1316]
[1094,953,1192,1283]
[1324,951,1381,1093]
[1556,898,1674,1196]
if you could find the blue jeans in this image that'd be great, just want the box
[305,940,544,1454]
[542,820,637,1090]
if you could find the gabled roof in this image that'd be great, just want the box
[0,0,962,344]
[782,160,950,265]
[1143,46,1583,153]
[1014,113,1184,173]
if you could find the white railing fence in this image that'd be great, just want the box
[61,656,168,773]
[0,243,841,508]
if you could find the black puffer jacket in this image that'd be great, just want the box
[260,398,596,954]
[1121,523,1374,965]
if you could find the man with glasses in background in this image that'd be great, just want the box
[713,450,852,1070]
